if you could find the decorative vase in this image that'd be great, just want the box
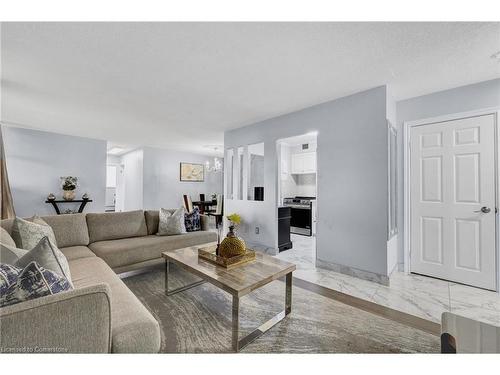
[219,225,246,258]
[63,190,76,201]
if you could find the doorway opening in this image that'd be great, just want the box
[106,156,125,212]
[276,132,318,270]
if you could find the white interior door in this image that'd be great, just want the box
[410,114,497,290]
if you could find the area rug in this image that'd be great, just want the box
[123,265,440,353]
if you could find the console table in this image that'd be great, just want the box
[45,199,93,215]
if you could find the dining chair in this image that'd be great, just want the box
[207,194,223,228]
[183,194,193,213]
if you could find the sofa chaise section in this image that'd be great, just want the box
[69,256,160,353]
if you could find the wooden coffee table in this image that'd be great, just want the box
[162,243,296,352]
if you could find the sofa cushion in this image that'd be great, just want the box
[89,231,217,269]
[86,210,148,243]
[144,210,160,235]
[60,246,96,261]
[41,213,90,248]
[68,257,160,353]
[11,216,58,250]
[0,226,16,248]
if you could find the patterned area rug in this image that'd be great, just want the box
[123,265,440,353]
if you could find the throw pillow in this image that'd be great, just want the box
[0,226,16,248]
[11,216,58,250]
[0,242,28,264]
[185,207,201,232]
[0,263,19,296]
[157,207,186,236]
[0,262,72,308]
[15,236,72,283]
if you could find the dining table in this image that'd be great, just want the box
[191,199,217,214]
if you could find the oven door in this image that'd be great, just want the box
[290,206,312,236]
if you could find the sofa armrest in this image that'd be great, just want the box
[0,284,112,353]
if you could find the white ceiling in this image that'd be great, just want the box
[1,22,499,156]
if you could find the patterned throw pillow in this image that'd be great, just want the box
[185,207,201,232]
[0,263,19,296]
[11,216,58,250]
[15,236,72,283]
[157,207,186,236]
[0,261,72,308]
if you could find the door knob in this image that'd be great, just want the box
[474,206,491,213]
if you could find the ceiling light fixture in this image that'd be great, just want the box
[204,145,223,172]
[205,157,222,172]
[107,147,125,155]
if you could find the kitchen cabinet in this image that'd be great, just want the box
[291,152,316,174]
[280,145,289,178]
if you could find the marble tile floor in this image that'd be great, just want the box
[277,234,500,326]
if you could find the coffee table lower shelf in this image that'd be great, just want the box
[164,258,293,352]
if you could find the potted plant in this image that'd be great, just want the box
[61,176,78,201]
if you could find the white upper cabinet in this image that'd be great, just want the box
[280,145,289,177]
[291,152,316,174]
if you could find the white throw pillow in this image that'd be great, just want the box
[157,207,186,236]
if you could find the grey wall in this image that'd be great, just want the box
[142,146,223,210]
[396,78,500,265]
[225,86,389,276]
[2,126,106,217]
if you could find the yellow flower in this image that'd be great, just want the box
[226,213,241,225]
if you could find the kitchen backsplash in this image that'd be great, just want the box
[281,172,316,198]
[295,174,316,196]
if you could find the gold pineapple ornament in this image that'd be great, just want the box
[219,213,246,258]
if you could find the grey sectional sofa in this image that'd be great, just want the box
[0,209,217,353]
